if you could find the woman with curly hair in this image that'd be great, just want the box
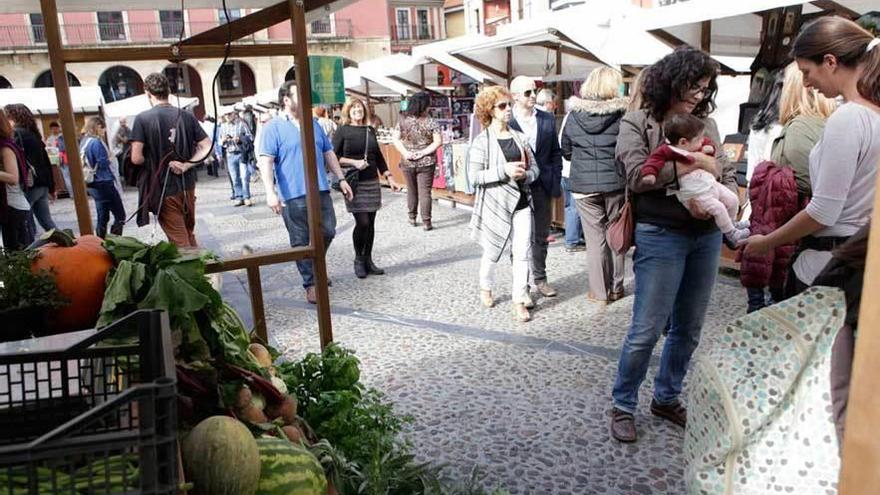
[468,86,539,323]
[4,104,57,233]
[609,46,737,443]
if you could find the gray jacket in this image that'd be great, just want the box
[561,96,629,194]
[468,128,539,262]
[615,109,737,232]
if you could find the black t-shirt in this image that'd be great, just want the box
[332,124,388,181]
[498,137,529,211]
[14,128,54,191]
[131,104,207,196]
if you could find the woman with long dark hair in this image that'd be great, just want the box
[333,97,402,278]
[392,91,442,230]
[4,104,57,233]
[743,17,880,296]
[0,107,33,249]
[81,117,126,237]
[610,46,736,443]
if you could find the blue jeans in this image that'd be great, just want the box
[88,181,126,238]
[612,223,721,414]
[227,152,251,200]
[281,192,336,288]
[25,186,57,233]
[561,178,583,247]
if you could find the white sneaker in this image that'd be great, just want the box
[244,198,253,207]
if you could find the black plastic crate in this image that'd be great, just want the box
[0,310,178,495]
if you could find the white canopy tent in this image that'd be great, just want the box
[104,93,198,120]
[0,86,103,115]
[343,67,409,98]
[618,0,877,57]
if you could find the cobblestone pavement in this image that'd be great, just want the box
[52,174,748,494]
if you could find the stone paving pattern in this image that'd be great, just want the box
[52,174,748,494]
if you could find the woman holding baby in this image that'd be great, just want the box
[608,47,738,443]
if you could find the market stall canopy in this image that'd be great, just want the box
[357,54,447,94]
[618,0,877,57]
[104,93,198,119]
[411,34,498,84]
[443,7,672,81]
[343,67,407,98]
[0,86,103,114]
[1,0,354,16]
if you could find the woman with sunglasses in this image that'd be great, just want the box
[609,46,736,443]
[468,86,539,323]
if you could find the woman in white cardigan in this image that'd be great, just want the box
[468,86,540,322]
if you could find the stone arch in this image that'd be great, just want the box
[34,70,81,88]
[0,76,11,89]
[98,65,144,102]
[218,59,256,105]
[163,63,205,119]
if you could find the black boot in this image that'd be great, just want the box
[366,257,385,275]
[354,256,368,279]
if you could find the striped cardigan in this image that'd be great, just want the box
[468,128,539,262]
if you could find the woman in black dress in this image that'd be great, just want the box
[333,97,402,278]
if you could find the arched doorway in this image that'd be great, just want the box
[34,70,81,88]
[163,63,205,119]
[0,76,11,89]
[218,60,256,105]
[99,65,144,102]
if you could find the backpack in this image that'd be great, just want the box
[10,133,35,191]
[79,137,97,184]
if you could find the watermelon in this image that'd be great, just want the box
[182,416,262,495]
[255,437,327,495]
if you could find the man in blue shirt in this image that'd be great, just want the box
[259,80,353,304]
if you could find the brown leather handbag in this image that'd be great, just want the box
[607,189,634,254]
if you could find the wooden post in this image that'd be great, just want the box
[364,79,371,100]
[246,266,268,342]
[839,159,880,492]
[506,47,513,86]
[41,0,93,235]
[289,0,333,349]
[420,64,426,89]
[555,45,563,116]
[701,20,711,52]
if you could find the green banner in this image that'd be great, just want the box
[309,55,345,105]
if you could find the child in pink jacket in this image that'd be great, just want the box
[642,113,749,248]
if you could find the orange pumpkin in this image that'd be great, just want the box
[32,230,113,331]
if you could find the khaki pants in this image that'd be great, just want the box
[158,188,198,249]
[574,191,625,301]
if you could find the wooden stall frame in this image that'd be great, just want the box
[43,0,335,348]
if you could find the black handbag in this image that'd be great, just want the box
[332,167,360,193]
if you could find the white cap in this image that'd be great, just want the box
[509,75,536,95]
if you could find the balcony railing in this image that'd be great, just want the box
[391,24,436,42]
[0,19,354,50]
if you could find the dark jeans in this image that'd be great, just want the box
[402,166,434,222]
[530,184,553,283]
[25,186,57,233]
[561,178,583,247]
[612,223,721,414]
[281,191,337,288]
[1,207,34,250]
[88,181,125,238]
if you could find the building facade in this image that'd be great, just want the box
[0,0,446,118]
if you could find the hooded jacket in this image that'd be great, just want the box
[561,96,629,195]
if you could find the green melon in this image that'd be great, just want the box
[182,416,262,495]
[255,437,327,495]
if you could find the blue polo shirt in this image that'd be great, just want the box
[259,116,332,201]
